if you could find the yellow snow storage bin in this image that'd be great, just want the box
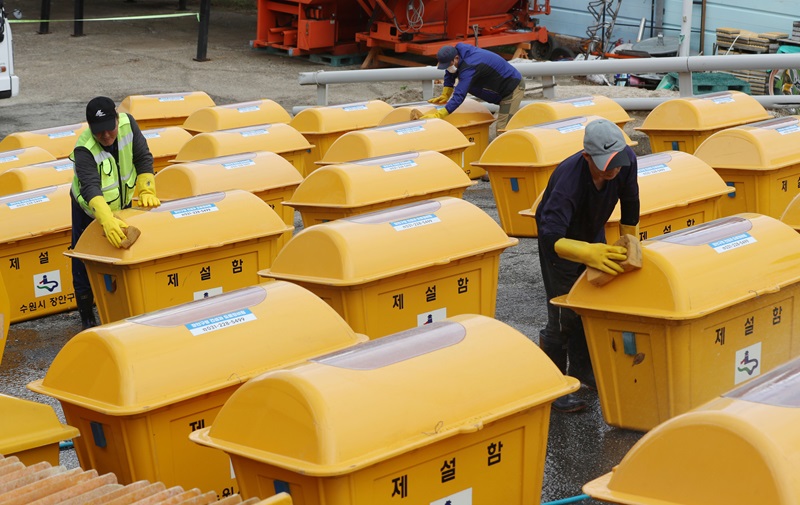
[284,150,474,227]
[505,95,633,131]
[171,124,314,177]
[584,356,800,505]
[0,147,56,175]
[27,281,365,497]
[318,118,473,174]
[636,91,770,154]
[289,100,394,169]
[378,99,495,179]
[155,151,302,249]
[141,126,193,173]
[473,115,635,237]
[0,123,88,159]
[118,92,216,129]
[0,158,74,196]
[190,314,580,504]
[552,213,800,432]
[259,197,517,338]
[65,190,292,324]
[0,394,79,467]
[694,115,800,220]
[0,185,76,323]
[182,99,292,134]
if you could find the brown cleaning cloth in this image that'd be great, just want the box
[587,234,642,287]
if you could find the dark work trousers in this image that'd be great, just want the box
[70,196,95,297]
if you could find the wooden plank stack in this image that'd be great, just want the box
[715,26,793,94]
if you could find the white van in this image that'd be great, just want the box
[0,0,19,99]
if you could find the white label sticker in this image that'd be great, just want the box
[7,195,49,209]
[417,307,447,326]
[222,159,256,170]
[53,161,74,171]
[572,100,595,107]
[143,132,162,139]
[237,105,260,113]
[431,488,472,505]
[709,233,756,253]
[343,104,368,111]
[638,164,671,177]
[171,203,219,218]
[159,96,185,102]
[185,308,256,336]
[193,287,223,300]
[711,96,735,104]
[395,125,425,135]
[391,214,441,231]
[381,160,417,172]
[557,124,585,134]
[735,342,762,384]
[34,269,63,297]
[777,124,800,135]
[0,155,20,164]
[47,131,76,139]
[240,129,268,137]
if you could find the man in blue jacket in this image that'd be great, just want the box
[420,43,524,131]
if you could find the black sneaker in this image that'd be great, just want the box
[571,368,597,391]
[552,394,587,413]
[80,312,98,330]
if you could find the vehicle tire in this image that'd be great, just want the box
[768,68,800,95]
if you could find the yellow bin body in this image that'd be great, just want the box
[318,118,473,174]
[141,126,193,173]
[0,275,9,367]
[0,123,88,159]
[473,115,636,237]
[155,151,303,249]
[118,92,216,129]
[379,99,495,179]
[0,158,74,196]
[171,124,314,177]
[260,197,517,338]
[553,213,800,431]
[584,357,800,505]
[290,100,395,169]
[65,190,292,324]
[636,91,771,154]
[0,147,57,176]
[284,150,474,227]
[191,314,579,505]
[694,115,800,220]
[505,95,632,131]
[0,185,76,323]
[0,394,79,467]
[182,99,292,134]
[28,281,365,497]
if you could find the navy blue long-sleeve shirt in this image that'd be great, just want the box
[443,43,522,113]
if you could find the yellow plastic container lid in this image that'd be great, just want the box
[0,123,88,159]
[637,91,770,133]
[141,126,193,157]
[781,192,800,231]
[182,99,292,134]
[552,213,800,319]
[118,92,216,122]
[505,95,632,131]
[289,100,394,134]
[260,197,517,285]
[378,98,495,128]
[0,147,57,175]
[318,118,473,165]
[156,151,303,200]
[0,394,79,456]
[584,356,800,505]
[0,159,74,196]
[694,115,800,170]
[171,124,313,163]
[284,150,474,209]
[28,282,365,415]
[474,115,636,169]
[66,190,292,265]
[190,314,579,476]
[0,185,72,243]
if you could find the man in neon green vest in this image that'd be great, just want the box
[70,96,160,329]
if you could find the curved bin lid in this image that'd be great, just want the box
[506,95,632,130]
[378,98,495,128]
[0,185,71,243]
[694,115,800,170]
[0,147,57,174]
[0,394,79,454]
[141,126,193,157]
[637,91,770,132]
[0,123,88,159]
[118,92,216,121]
[0,159,74,196]
[182,99,292,133]
[289,100,394,134]
[171,124,313,163]
[781,192,800,231]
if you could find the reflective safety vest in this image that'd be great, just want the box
[71,113,136,216]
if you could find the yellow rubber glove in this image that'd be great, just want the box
[619,223,640,240]
[89,196,128,248]
[419,108,450,120]
[136,173,161,208]
[427,86,454,104]
[554,238,627,275]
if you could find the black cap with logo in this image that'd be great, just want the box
[86,96,118,134]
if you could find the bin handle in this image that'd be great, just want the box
[752,286,780,296]
[457,421,483,433]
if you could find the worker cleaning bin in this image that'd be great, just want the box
[0,123,88,158]
[694,115,800,220]
[636,91,770,154]
[504,95,632,131]
[28,281,365,497]
[0,184,76,323]
[317,118,473,175]
[552,213,800,432]
[182,99,292,134]
[118,92,216,129]
[190,314,580,504]
[378,99,495,179]
[584,356,800,505]
[141,126,193,173]
[0,394,79,467]
[284,150,474,227]
[289,100,394,168]
[0,147,56,175]
[473,115,635,237]
[65,190,292,324]
[0,158,74,196]
[259,197,517,338]
[171,124,314,177]
[155,151,302,248]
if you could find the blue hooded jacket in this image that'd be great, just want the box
[442,43,522,113]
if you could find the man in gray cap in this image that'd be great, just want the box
[535,118,640,412]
